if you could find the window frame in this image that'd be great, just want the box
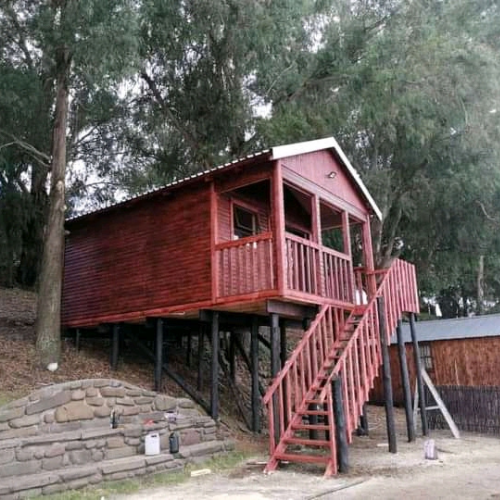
[419,342,433,371]
[232,201,259,240]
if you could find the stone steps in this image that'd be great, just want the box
[0,439,233,499]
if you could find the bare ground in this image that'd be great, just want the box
[119,407,500,500]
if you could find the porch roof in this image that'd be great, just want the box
[68,137,382,223]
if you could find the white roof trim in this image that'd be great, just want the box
[271,137,382,220]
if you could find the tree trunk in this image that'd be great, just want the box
[35,49,70,368]
[477,254,484,315]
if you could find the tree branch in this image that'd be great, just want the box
[476,200,500,226]
[0,130,51,167]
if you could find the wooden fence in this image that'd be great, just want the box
[427,385,500,435]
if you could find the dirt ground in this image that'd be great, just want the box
[118,406,500,500]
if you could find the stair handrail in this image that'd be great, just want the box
[262,303,330,405]
[317,259,418,411]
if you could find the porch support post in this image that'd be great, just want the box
[357,404,369,436]
[311,195,323,294]
[111,324,120,371]
[197,324,204,391]
[342,211,355,301]
[378,297,397,453]
[75,328,81,353]
[397,320,415,442]
[251,316,261,432]
[333,376,349,473]
[272,160,286,295]
[410,313,429,436]
[362,217,376,298]
[211,311,220,421]
[280,320,287,368]
[270,312,281,442]
[155,318,163,392]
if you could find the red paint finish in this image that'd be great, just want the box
[63,184,212,326]
[281,150,367,214]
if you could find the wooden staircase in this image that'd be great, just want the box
[263,259,419,475]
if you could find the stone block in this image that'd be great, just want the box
[178,441,223,459]
[55,401,94,422]
[125,437,140,446]
[0,450,15,464]
[177,398,195,409]
[80,428,119,440]
[126,389,142,397]
[45,444,65,458]
[42,455,64,471]
[105,446,135,460]
[66,478,89,490]
[69,381,83,390]
[134,397,153,405]
[86,397,105,407]
[16,448,35,462]
[0,427,37,440]
[181,430,201,446]
[81,380,94,389]
[10,414,40,428]
[124,428,142,438]
[89,473,102,484]
[142,390,157,397]
[0,460,40,477]
[0,407,25,423]
[80,418,109,429]
[110,380,123,388]
[59,465,97,481]
[122,406,140,416]
[106,398,116,407]
[65,441,84,451]
[85,387,99,397]
[145,453,173,466]
[25,391,71,415]
[10,397,29,409]
[93,380,111,388]
[0,422,10,431]
[116,397,134,406]
[107,436,125,448]
[101,456,145,474]
[39,422,81,434]
[44,413,55,424]
[203,426,216,435]
[71,389,86,401]
[93,406,111,418]
[69,449,92,465]
[92,450,104,461]
[154,396,177,411]
[100,387,125,398]
[9,471,60,491]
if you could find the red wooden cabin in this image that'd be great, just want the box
[63,137,419,475]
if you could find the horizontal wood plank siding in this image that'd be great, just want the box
[62,184,212,326]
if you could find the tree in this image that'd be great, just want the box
[6,0,140,368]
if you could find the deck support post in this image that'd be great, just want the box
[211,311,220,421]
[197,325,204,391]
[186,333,192,367]
[333,376,349,473]
[280,320,287,368]
[250,316,261,432]
[410,313,429,436]
[397,320,415,442]
[75,328,81,353]
[229,331,236,382]
[154,318,164,392]
[270,312,280,442]
[111,324,120,371]
[377,297,397,453]
[356,404,369,436]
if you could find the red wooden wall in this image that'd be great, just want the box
[62,183,212,327]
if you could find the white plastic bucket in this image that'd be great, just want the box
[145,433,160,455]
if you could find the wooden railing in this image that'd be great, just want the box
[215,233,275,298]
[285,233,353,302]
[263,258,419,473]
[318,259,419,438]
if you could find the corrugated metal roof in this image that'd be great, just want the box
[392,314,500,344]
[67,137,382,223]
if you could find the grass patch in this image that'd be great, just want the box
[35,450,252,500]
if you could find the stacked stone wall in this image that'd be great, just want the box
[0,380,232,499]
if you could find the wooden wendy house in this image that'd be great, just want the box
[62,137,420,475]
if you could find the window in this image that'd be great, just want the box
[233,205,258,239]
[419,343,433,371]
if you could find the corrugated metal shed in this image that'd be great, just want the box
[394,314,500,344]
